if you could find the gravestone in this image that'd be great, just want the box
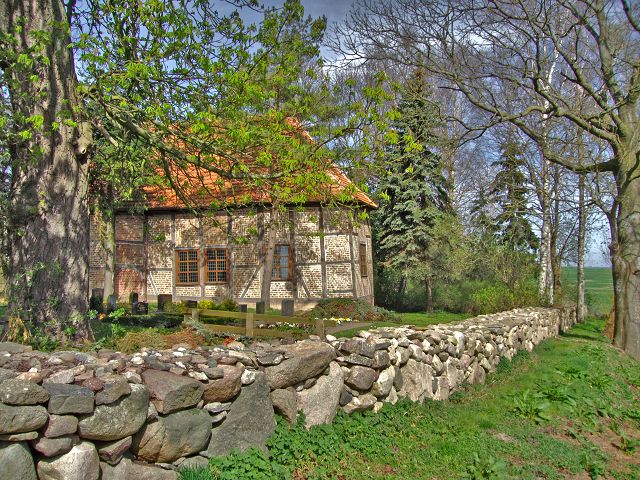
[90,289,104,313]
[106,295,117,314]
[255,301,266,314]
[129,292,139,314]
[157,294,172,312]
[137,302,149,315]
[239,304,248,313]
[91,288,104,300]
[281,300,294,317]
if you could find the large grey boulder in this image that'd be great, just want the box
[202,365,242,403]
[142,370,203,414]
[0,403,49,434]
[100,458,178,480]
[343,393,377,414]
[44,383,94,414]
[207,371,275,457]
[78,384,148,441]
[371,366,395,398]
[43,415,78,438]
[345,366,377,391]
[297,362,344,428]
[31,436,77,457]
[399,359,433,402]
[270,389,297,423]
[340,338,375,358]
[264,341,336,389]
[0,379,49,405]
[95,375,131,405]
[0,441,37,480]
[132,408,211,463]
[0,368,18,382]
[36,441,100,480]
[96,436,132,465]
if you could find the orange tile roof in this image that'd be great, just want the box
[142,163,377,210]
[133,118,377,210]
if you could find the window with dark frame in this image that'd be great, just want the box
[359,242,368,277]
[176,249,199,285]
[272,244,291,281]
[205,248,228,284]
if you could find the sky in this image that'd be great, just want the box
[295,0,354,25]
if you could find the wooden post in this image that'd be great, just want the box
[246,312,254,337]
[191,308,200,322]
[315,318,324,337]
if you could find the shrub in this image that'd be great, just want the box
[306,298,400,323]
[164,302,188,314]
[105,313,183,329]
[197,299,217,310]
[113,330,167,353]
[196,298,239,312]
[218,297,239,312]
[467,280,539,315]
[470,284,516,315]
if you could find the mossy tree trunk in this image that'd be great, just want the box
[1,0,93,340]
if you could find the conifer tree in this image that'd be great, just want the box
[489,139,539,253]
[374,73,452,311]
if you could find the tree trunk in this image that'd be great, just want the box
[103,214,115,299]
[550,170,562,296]
[577,173,586,323]
[397,272,407,310]
[260,207,279,310]
[425,277,433,313]
[612,147,640,360]
[538,161,553,305]
[2,0,93,341]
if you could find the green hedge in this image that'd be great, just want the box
[306,298,400,323]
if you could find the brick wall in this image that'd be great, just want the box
[203,214,228,245]
[175,216,200,247]
[324,234,351,262]
[115,215,143,242]
[326,263,353,292]
[147,270,172,296]
[115,268,143,299]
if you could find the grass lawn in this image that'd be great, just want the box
[180,318,640,480]
[562,267,613,317]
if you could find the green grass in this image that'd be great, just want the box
[332,311,469,338]
[562,267,613,317]
[180,318,640,480]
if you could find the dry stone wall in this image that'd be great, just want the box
[0,307,575,480]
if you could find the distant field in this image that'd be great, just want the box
[562,266,613,317]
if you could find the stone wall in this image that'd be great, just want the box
[0,307,575,480]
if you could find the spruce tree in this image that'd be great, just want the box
[489,138,539,253]
[374,73,451,311]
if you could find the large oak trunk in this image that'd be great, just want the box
[2,0,92,340]
[612,146,640,360]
